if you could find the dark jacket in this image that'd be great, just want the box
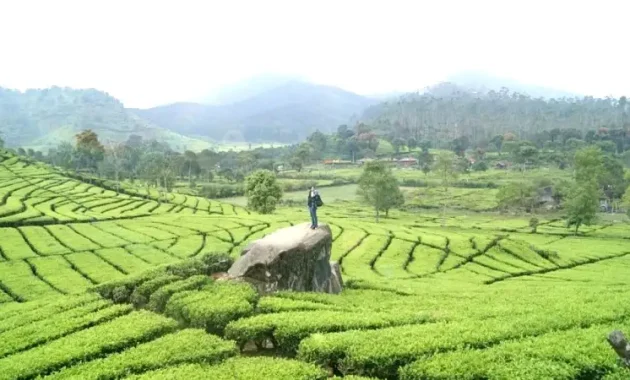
[307,191,322,208]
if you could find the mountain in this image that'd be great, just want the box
[133,80,376,143]
[199,73,306,105]
[446,71,581,99]
[358,82,622,146]
[0,87,213,152]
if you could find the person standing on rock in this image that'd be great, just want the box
[307,186,323,229]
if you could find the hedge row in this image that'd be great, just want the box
[0,311,177,380]
[126,357,327,380]
[0,301,130,358]
[92,252,233,304]
[297,298,630,378]
[399,320,629,379]
[164,281,258,334]
[44,329,237,380]
[225,310,432,354]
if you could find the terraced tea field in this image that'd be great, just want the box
[1,152,630,379]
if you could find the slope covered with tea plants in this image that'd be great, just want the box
[0,151,629,379]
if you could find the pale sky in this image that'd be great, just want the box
[0,0,628,108]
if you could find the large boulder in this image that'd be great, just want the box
[227,223,343,294]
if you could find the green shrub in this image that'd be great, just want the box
[164,281,258,334]
[92,253,232,304]
[126,357,327,380]
[226,310,431,354]
[130,274,182,308]
[146,275,211,313]
[0,311,178,380]
[44,329,237,380]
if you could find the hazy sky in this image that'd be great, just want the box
[1,0,628,108]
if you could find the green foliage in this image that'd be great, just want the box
[357,161,404,221]
[0,86,210,151]
[7,146,630,380]
[245,169,283,214]
[565,180,600,234]
[126,357,327,380]
[0,311,178,380]
[164,282,258,334]
[529,217,539,233]
[433,151,459,191]
[471,160,488,171]
[496,182,537,212]
[375,139,394,156]
[417,150,434,175]
[225,310,431,354]
[44,329,238,380]
[0,301,130,358]
[574,146,604,183]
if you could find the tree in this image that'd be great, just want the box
[433,151,459,224]
[451,136,470,157]
[52,142,75,169]
[565,180,599,235]
[601,156,627,207]
[101,141,126,194]
[490,134,504,154]
[434,151,458,192]
[407,137,418,150]
[357,161,404,222]
[472,161,488,171]
[574,146,604,183]
[417,149,434,176]
[529,217,539,233]
[74,129,104,172]
[392,138,406,155]
[307,131,328,158]
[182,151,200,184]
[291,143,311,171]
[245,170,283,214]
[496,182,537,212]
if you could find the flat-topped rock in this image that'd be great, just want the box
[227,223,343,294]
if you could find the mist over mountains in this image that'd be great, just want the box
[0,71,602,151]
[132,79,376,143]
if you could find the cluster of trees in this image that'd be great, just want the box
[494,144,629,233]
[243,160,406,221]
[362,83,629,148]
[10,131,289,195]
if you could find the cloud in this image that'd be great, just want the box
[0,0,628,107]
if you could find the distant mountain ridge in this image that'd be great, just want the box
[0,86,212,151]
[445,71,581,99]
[132,80,377,143]
[0,72,594,152]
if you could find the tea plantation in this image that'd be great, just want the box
[1,152,629,379]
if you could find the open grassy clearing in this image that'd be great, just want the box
[0,153,629,379]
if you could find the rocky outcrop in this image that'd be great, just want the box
[227,223,343,294]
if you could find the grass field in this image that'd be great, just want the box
[0,151,629,379]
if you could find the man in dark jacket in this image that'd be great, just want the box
[307,187,323,229]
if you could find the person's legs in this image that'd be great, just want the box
[312,206,318,228]
[309,206,316,228]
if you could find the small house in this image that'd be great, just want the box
[397,157,418,167]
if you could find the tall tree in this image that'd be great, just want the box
[245,170,283,214]
[565,180,599,235]
[74,129,104,172]
[102,140,126,194]
[433,151,459,224]
[182,150,200,183]
[357,161,404,222]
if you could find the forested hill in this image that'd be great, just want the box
[0,87,211,151]
[360,82,628,146]
[132,81,376,143]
